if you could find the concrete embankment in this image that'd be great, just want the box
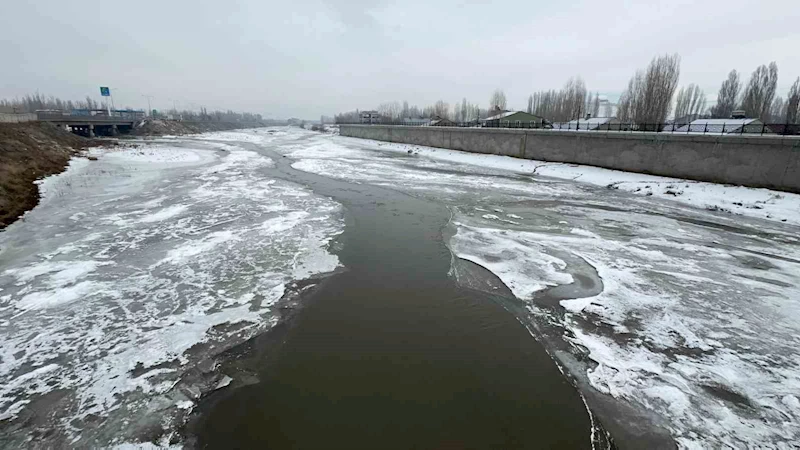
[340,125,800,193]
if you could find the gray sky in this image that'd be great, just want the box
[2,0,798,119]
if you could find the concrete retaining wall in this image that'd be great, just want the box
[340,125,800,193]
[0,113,37,123]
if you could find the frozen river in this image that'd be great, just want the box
[1,127,799,448]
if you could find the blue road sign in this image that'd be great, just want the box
[100,87,110,97]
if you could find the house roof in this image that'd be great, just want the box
[483,111,542,121]
[675,118,760,133]
[565,117,613,125]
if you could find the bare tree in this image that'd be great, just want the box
[564,77,587,119]
[617,53,681,126]
[674,84,706,122]
[427,100,450,119]
[603,101,613,118]
[377,101,402,121]
[739,62,779,121]
[489,89,507,111]
[527,95,533,113]
[768,96,785,123]
[585,92,594,118]
[786,77,800,124]
[710,70,741,118]
[616,76,637,122]
[85,96,98,110]
[529,76,587,122]
[0,93,81,113]
[593,94,600,118]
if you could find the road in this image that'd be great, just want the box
[1,127,799,448]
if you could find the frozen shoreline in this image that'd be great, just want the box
[336,135,800,227]
[0,137,344,447]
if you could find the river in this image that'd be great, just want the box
[2,127,798,449]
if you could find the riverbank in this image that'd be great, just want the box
[0,120,268,230]
[0,122,97,228]
[130,119,267,137]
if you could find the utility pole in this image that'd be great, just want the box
[142,95,154,116]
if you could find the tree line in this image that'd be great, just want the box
[338,55,800,126]
[0,93,110,114]
[0,93,264,123]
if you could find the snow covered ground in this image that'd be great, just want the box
[0,140,343,446]
[276,128,800,448]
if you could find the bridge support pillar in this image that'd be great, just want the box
[88,125,95,138]
[112,125,119,136]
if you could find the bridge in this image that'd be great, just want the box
[35,109,145,137]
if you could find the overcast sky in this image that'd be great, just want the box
[2,0,798,119]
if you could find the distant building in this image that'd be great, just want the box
[482,111,545,128]
[672,114,708,128]
[402,117,430,126]
[675,118,771,134]
[360,111,380,124]
[430,116,457,127]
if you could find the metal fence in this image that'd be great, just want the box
[337,120,800,136]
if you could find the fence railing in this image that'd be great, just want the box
[337,120,800,136]
[35,109,146,121]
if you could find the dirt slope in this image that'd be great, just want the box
[0,122,96,228]
[131,119,266,136]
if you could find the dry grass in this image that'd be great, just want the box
[0,122,98,228]
[130,119,266,136]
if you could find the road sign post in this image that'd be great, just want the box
[100,87,111,116]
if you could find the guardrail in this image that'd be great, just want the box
[36,110,145,121]
[337,121,800,136]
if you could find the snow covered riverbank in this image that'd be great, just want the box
[337,136,800,227]
[0,139,343,447]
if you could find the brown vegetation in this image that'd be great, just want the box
[130,119,266,137]
[0,122,97,228]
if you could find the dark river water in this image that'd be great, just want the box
[191,144,601,449]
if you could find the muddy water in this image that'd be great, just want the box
[193,146,598,449]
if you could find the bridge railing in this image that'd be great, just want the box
[36,109,145,121]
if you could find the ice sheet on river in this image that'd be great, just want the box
[286,131,800,448]
[0,143,343,446]
[449,210,800,448]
